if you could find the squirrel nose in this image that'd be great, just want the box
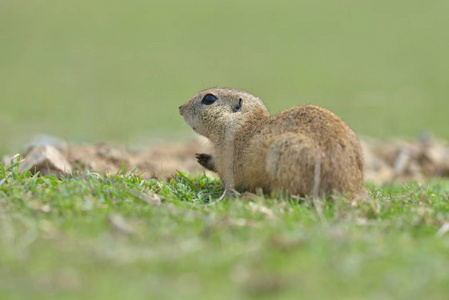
[179,105,184,116]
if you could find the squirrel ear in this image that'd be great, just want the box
[233,98,243,112]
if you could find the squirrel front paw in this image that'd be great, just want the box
[195,153,218,172]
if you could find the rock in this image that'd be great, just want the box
[365,165,395,186]
[19,145,72,176]
[108,214,135,235]
[393,147,411,175]
[2,155,10,167]
[25,134,68,153]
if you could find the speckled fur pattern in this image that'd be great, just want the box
[179,87,364,199]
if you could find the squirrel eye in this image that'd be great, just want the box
[201,94,218,105]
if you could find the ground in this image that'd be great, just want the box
[4,135,449,184]
[1,140,449,300]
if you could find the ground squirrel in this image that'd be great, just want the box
[179,87,364,199]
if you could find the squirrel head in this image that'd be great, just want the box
[179,87,270,143]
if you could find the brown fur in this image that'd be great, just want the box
[179,87,364,199]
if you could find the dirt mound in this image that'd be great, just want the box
[4,136,449,185]
[66,139,210,180]
[362,137,449,184]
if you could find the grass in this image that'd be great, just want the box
[2,0,449,154]
[1,158,449,300]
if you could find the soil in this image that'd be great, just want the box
[66,138,213,180]
[4,135,449,185]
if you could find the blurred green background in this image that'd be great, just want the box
[1,0,449,155]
